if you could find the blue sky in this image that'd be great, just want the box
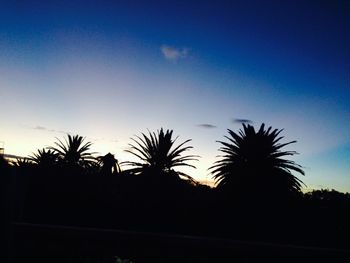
[1,1,350,191]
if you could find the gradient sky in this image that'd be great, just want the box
[1,1,349,191]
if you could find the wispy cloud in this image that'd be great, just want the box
[33,125,47,131]
[197,124,217,129]
[160,45,189,61]
[232,118,253,124]
[29,125,68,134]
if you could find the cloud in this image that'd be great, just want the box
[197,124,217,129]
[29,125,69,134]
[33,125,47,131]
[232,118,253,124]
[160,45,189,61]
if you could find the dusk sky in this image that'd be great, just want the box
[1,1,349,191]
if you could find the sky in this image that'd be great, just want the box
[1,0,349,191]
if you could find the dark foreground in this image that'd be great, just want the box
[7,222,350,263]
[1,161,350,262]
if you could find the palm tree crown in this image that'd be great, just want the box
[124,128,198,180]
[30,148,59,167]
[49,134,96,168]
[210,123,305,197]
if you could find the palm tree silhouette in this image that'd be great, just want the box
[29,148,59,168]
[210,123,305,199]
[49,134,96,169]
[12,157,33,168]
[124,128,198,181]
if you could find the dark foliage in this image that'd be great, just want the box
[97,153,121,175]
[210,123,305,202]
[123,128,198,182]
[49,134,97,170]
[30,148,59,168]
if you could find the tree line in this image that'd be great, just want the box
[3,123,305,193]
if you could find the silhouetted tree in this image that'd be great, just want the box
[29,148,59,168]
[304,189,350,207]
[210,123,305,201]
[97,153,121,175]
[124,128,198,181]
[49,134,96,170]
[12,157,34,169]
